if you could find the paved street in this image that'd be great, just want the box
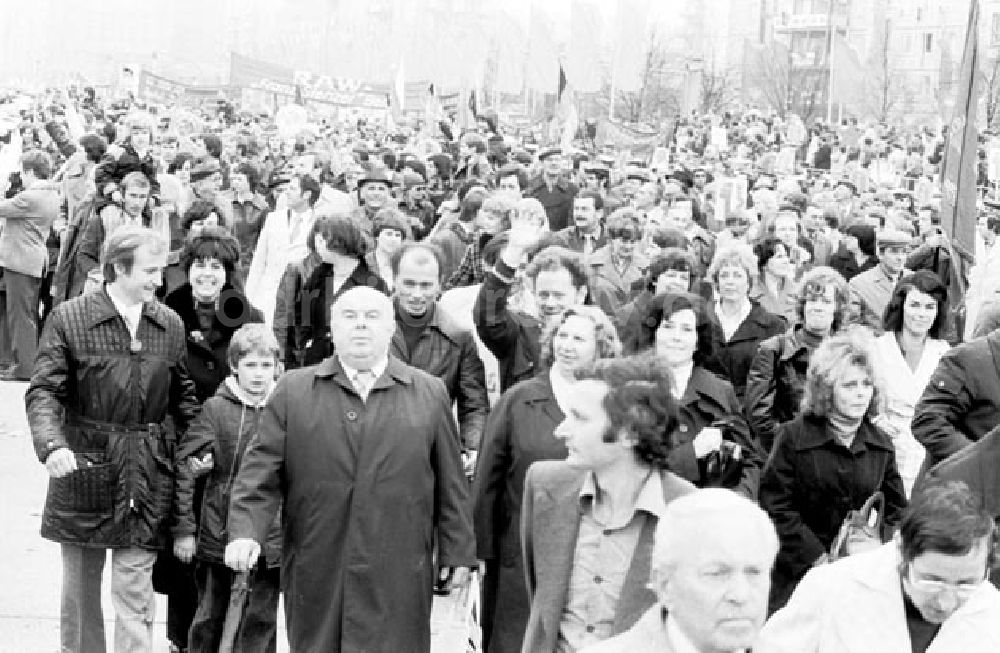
[0,380,289,652]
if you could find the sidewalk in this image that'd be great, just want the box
[0,380,289,652]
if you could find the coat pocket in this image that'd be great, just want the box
[51,460,115,513]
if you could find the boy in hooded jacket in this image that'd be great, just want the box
[173,323,282,653]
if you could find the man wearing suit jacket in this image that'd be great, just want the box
[521,354,696,652]
[555,191,608,256]
[912,327,1000,468]
[0,150,60,380]
[582,489,778,653]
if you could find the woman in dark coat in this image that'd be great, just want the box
[472,306,621,653]
[745,266,850,453]
[634,292,764,499]
[293,215,389,366]
[760,328,907,613]
[619,247,705,354]
[704,241,787,404]
[161,226,263,651]
[828,223,878,282]
[164,227,264,403]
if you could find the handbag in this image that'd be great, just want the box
[699,440,744,489]
[829,491,885,562]
[697,417,746,490]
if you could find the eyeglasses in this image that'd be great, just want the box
[905,563,987,597]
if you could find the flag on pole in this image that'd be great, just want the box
[941,0,980,339]
[423,83,444,137]
[557,63,579,150]
[830,33,864,108]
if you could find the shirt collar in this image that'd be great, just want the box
[579,469,669,523]
[338,355,389,382]
[105,284,144,316]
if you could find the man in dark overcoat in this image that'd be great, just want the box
[225,286,476,652]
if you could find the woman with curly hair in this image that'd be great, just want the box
[760,328,907,613]
[634,292,764,498]
[746,265,851,452]
[472,306,621,653]
[164,226,264,402]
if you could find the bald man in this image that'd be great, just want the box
[224,287,475,652]
[582,489,779,653]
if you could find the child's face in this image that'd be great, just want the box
[235,353,277,399]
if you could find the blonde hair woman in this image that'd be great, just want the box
[760,327,907,612]
[472,305,621,652]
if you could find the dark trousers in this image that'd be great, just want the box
[3,269,41,378]
[189,561,280,653]
[167,566,198,649]
[0,286,13,367]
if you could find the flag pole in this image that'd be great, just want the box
[826,0,835,124]
[609,49,617,121]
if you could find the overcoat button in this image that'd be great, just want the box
[346,411,358,421]
[679,424,688,432]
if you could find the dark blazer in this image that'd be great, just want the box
[472,374,567,653]
[554,225,607,255]
[745,326,820,453]
[525,175,578,231]
[298,258,389,366]
[912,331,1000,468]
[760,414,907,612]
[474,258,543,392]
[390,303,488,451]
[828,244,877,282]
[706,302,787,405]
[923,424,1000,587]
[668,366,765,499]
[520,461,695,653]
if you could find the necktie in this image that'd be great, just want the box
[354,369,376,402]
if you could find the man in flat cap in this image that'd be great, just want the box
[849,228,912,330]
[525,147,578,231]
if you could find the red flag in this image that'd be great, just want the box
[941,0,980,339]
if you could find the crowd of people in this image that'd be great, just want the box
[8,83,1000,653]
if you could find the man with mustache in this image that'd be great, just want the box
[474,222,591,392]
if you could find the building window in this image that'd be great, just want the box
[993,13,1000,46]
[924,33,933,52]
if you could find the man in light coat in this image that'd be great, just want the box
[757,481,1000,653]
[245,173,318,328]
[0,150,60,380]
[224,287,475,652]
